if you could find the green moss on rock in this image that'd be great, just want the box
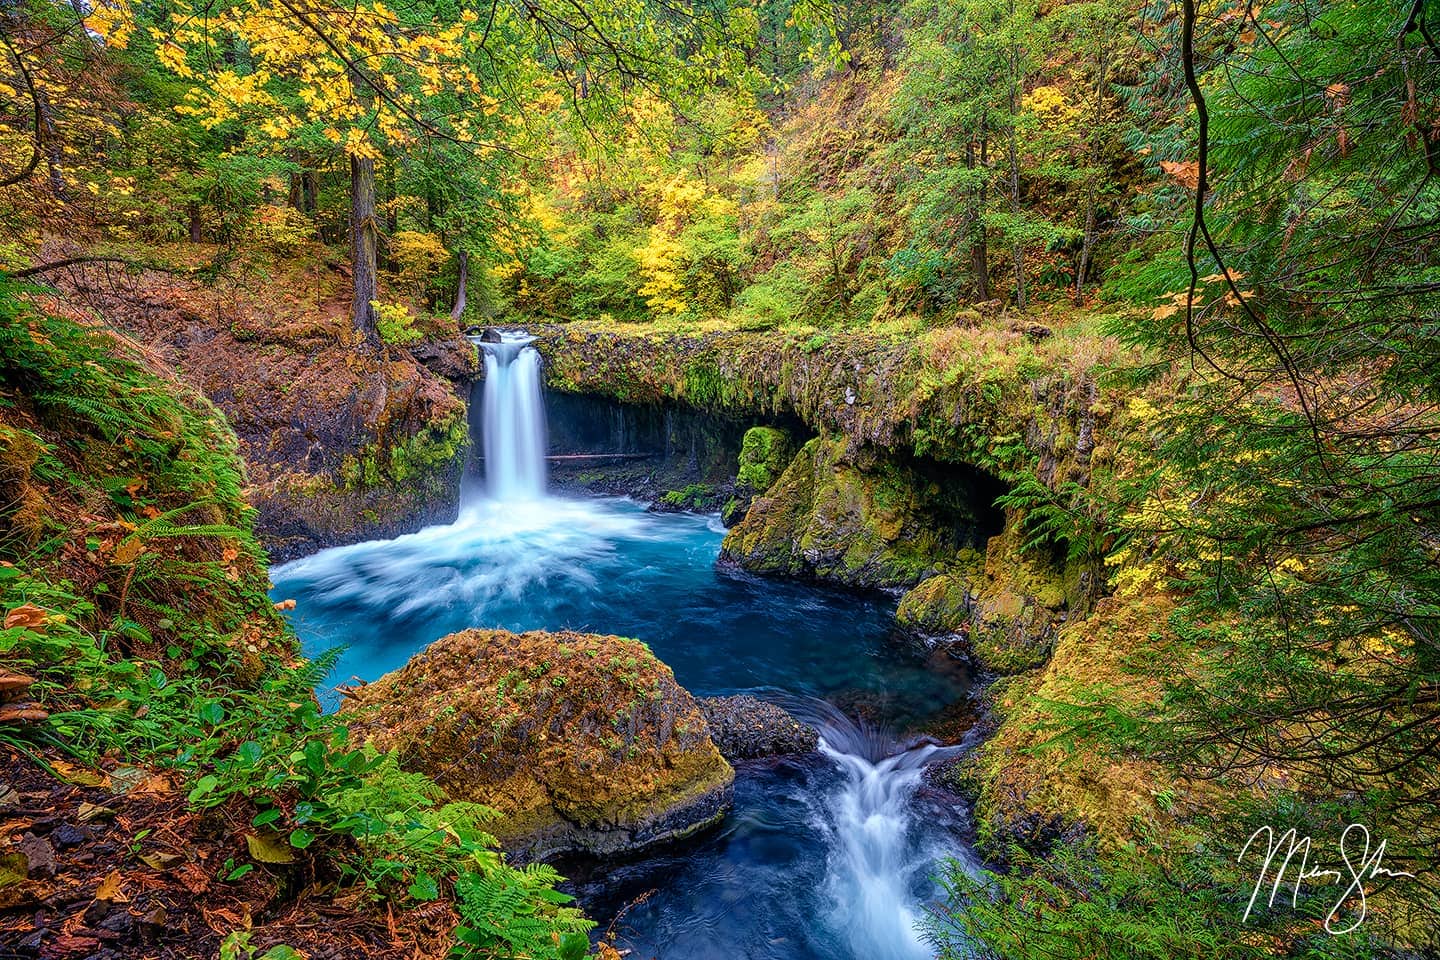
[964,517,1084,673]
[735,426,793,492]
[720,434,989,590]
[895,574,971,635]
[344,628,735,860]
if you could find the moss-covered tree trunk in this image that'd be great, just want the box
[350,154,379,344]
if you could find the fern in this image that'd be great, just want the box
[452,864,593,960]
[994,474,1111,565]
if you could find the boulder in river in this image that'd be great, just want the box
[343,628,734,860]
[699,695,818,761]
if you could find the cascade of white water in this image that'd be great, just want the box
[812,710,966,960]
[474,332,547,501]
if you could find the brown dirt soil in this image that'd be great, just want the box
[0,747,458,960]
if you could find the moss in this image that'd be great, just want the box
[896,575,971,635]
[660,483,714,509]
[735,426,793,492]
[345,628,734,857]
[721,434,987,589]
[340,407,468,492]
[966,595,1192,858]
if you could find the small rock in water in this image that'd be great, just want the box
[700,695,819,761]
[478,327,503,343]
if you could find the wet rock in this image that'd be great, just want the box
[345,628,734,861]
[699,696,818,761]
[50,823,89,849]
[408,337,476,383]
[895,574,972,637]
[477,327,503,343]
[17,834,56,879]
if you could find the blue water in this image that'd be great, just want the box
[271,494,976,960]
[271,497,967,725]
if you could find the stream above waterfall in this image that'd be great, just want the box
[271,332,979,959]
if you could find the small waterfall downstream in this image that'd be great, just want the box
[472,332,548,501]
[812,708,966,960]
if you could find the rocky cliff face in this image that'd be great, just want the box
[344,628,735,860]
[54,255,475,562]
[720,433,999,590]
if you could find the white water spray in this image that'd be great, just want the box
[475,332,547,501]
[810,708,968,960]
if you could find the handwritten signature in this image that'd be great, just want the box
[1238,824,1415,934]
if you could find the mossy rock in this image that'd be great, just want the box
[720,434,987,590]
[735,425,793,492]
[722,425,795,525]
[344,628,734,860]
[896,574,972,636]
[964,515,1082,673]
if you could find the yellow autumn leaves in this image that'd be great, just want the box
[144,0,520,160]
[1150,271,1254,321]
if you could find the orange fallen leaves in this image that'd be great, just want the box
[4,603,48,629]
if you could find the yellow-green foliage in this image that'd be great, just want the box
[388,230,449,294]
[371,300,424,345]
[248,204,314,253]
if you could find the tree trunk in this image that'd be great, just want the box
[36,90,66,202]
[450,249,469,323]
[967,138,991,301]
[302,170,319,213]
[187,201,202,243]
[1075,183,1097,305]
[350,155,379,344]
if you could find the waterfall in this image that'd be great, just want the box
[472,332,547,502]
[811,708,967,960]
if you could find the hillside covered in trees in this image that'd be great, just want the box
[2,0,1438,957]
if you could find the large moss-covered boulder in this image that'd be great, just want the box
[720,434,992,589]
[344,629,734,860]
[722,425,795,526]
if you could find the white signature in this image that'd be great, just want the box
[1238,824,1415,934]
